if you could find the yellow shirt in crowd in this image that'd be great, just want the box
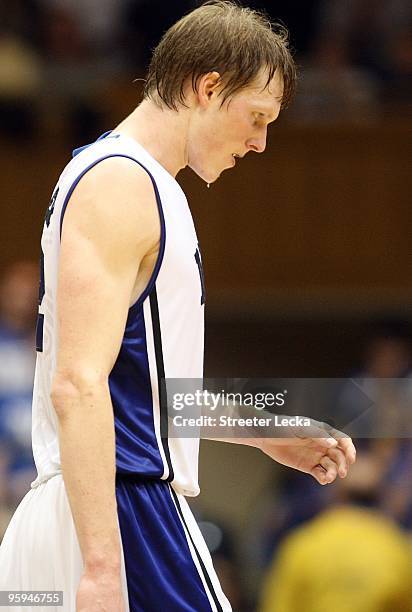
[259,506,412,612]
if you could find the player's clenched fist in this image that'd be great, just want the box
[258,419,356,485]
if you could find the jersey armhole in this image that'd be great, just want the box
[59,153,166,314]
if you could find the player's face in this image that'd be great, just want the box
[187,69,283,183]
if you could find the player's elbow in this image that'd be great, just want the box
[51,369,109,417]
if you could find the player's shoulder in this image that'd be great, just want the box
[74,154,154,197]
[61,154,160,253]
[66,154,157,220]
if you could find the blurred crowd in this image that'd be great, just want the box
[0,262,37,535]
[1,258,412,611]
[199,326,412,611]
[0,0,411,143]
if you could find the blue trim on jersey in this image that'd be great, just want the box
[35,313,44,352]
[116,477,214,611]
[59,154,166,314]
[149,287,174,482]
[109,301,165,477]
[59,147,170,478]
[71,131,119,157]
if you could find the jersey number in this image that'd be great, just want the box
[36,187,59,352]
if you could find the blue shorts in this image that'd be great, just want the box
[116,477,231,611]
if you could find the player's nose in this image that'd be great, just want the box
[246,132,267,154]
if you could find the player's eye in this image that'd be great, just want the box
[252,112,265,127]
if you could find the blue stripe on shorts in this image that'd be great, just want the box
[116,478,214,611]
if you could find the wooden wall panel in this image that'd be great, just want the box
[1,122,410,313]
[180,123,411,291]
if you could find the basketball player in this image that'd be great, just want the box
[0,2,355,611]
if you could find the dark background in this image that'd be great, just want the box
[0,1,411,610]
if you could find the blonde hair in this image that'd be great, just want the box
[143,1,296,111]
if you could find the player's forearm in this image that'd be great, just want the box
[205,436,262,448]
[201,399,271,448]
[51,377,121,574]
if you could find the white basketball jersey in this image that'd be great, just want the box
[31,132,205,496]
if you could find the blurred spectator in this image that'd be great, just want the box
[340,322,412,437]
[40,0,128,57]
[361,322,412,379]
[340,323,412,529]
[0,261,38,520]
[316,0,412,75]
[315,0,411,112]
[287,0,412,122]
[287,36,380,123]
[31,0,131,142]
[259,450,412,612]
[378,439,412,530]
[0,25,43,139]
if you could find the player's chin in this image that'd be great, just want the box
[191,164,223,184]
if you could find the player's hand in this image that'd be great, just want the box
[259,419,356,485]
[76,571,125,612]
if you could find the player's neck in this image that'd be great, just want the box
[113,100,190,178]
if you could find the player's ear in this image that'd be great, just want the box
[196,72,222,108]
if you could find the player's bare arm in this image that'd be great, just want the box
[50,157,160,612]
